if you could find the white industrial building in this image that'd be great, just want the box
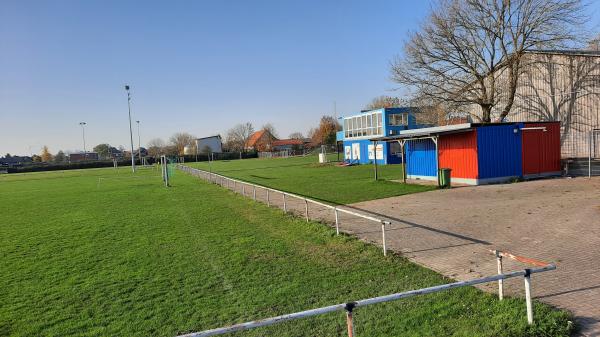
[195,135,223,153]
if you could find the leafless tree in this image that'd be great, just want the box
[169,132,196,155]
[261,123,279,139]
[365,96,408,110]
[392,0,587,123]
[146,138,165,157]
[288,132,304,139]
[225,122,254,151]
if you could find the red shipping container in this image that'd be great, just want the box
[438,130,479,180]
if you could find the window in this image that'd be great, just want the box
[343,112,383,139]
[389,113,408,126]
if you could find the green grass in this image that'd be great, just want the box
[187,155,435,204]
[0,167,573,337]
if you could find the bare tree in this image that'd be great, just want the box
[392,0,587,123]
[225,122,254,151]
[365,96,408,110]
[147,138,165,157]
[288,132,304,139]
[169,132,196,155]
[261,123,279,139]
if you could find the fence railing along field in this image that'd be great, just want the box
[176,164,559,336]
[177,165,391,255]
[176,248,556,337]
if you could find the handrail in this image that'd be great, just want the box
[177,164,391,255]
[176,164,557,336]
[177,264,556,337]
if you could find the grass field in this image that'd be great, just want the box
[188,155,435,204]
[0,167,573,337]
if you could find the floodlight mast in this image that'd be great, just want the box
[136,120,142,163]
[79,122,87,160]
[125,85,136,173]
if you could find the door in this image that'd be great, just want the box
[522,129,542,175]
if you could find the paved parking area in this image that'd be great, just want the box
[344,177,600,336]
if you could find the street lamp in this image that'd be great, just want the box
[136,120,142,164]
[79,122,87,160]
[125,85,136,173]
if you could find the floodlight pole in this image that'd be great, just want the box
[79,122,87,160]
[125,85,136,173]
[136,120,142,163]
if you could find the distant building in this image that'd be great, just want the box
[108,147,123,159]
[272,138,310,152]
[245,130,276,152]
[69,152,99,162]
[195,135,222,153]
[0,156,32,167]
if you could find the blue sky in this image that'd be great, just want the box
[1,1,598,156]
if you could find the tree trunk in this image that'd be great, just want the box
[480,104,492,123]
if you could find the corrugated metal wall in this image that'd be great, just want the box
[521,122,561,175]
[438,130,479,179]
[477,124,523,179]
[406,139,437,177]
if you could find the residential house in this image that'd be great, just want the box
[245,130,276,152]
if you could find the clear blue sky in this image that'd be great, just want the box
[1,1,598,156]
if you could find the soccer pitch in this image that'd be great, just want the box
[0,167,573,336]
[188,155,435,205]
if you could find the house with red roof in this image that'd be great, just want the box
[245,129,276,152]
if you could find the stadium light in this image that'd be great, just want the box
[79,122,87,160]
[125,85,136,173]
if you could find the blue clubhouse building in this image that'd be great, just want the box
[336,107,428,164]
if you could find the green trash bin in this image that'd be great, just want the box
[438,168,452,188]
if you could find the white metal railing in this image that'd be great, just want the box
[177,165,391,256]
[177,250,556,337]
[176,165,558,337]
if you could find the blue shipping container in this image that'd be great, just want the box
[476,124,523,180]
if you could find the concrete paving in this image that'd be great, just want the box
[343,177,600,337]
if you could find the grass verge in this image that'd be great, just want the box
[187,155,435,204]
[0,167,573,336]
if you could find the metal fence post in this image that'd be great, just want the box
[345,303,355,337]
[590,131,593,178]
[381,221,388,256]
[253,186,256,200]
[524,269,533,325]
[305,199,309,222]
[242,184,245,196]
[496,250,504,300]
[283,193,287,213]
[266,189,270,206]
[334,207,340,235]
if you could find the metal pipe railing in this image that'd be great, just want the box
[177,264,556,337]
[177,165,390,256]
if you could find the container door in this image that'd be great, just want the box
[522,129,542,175]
